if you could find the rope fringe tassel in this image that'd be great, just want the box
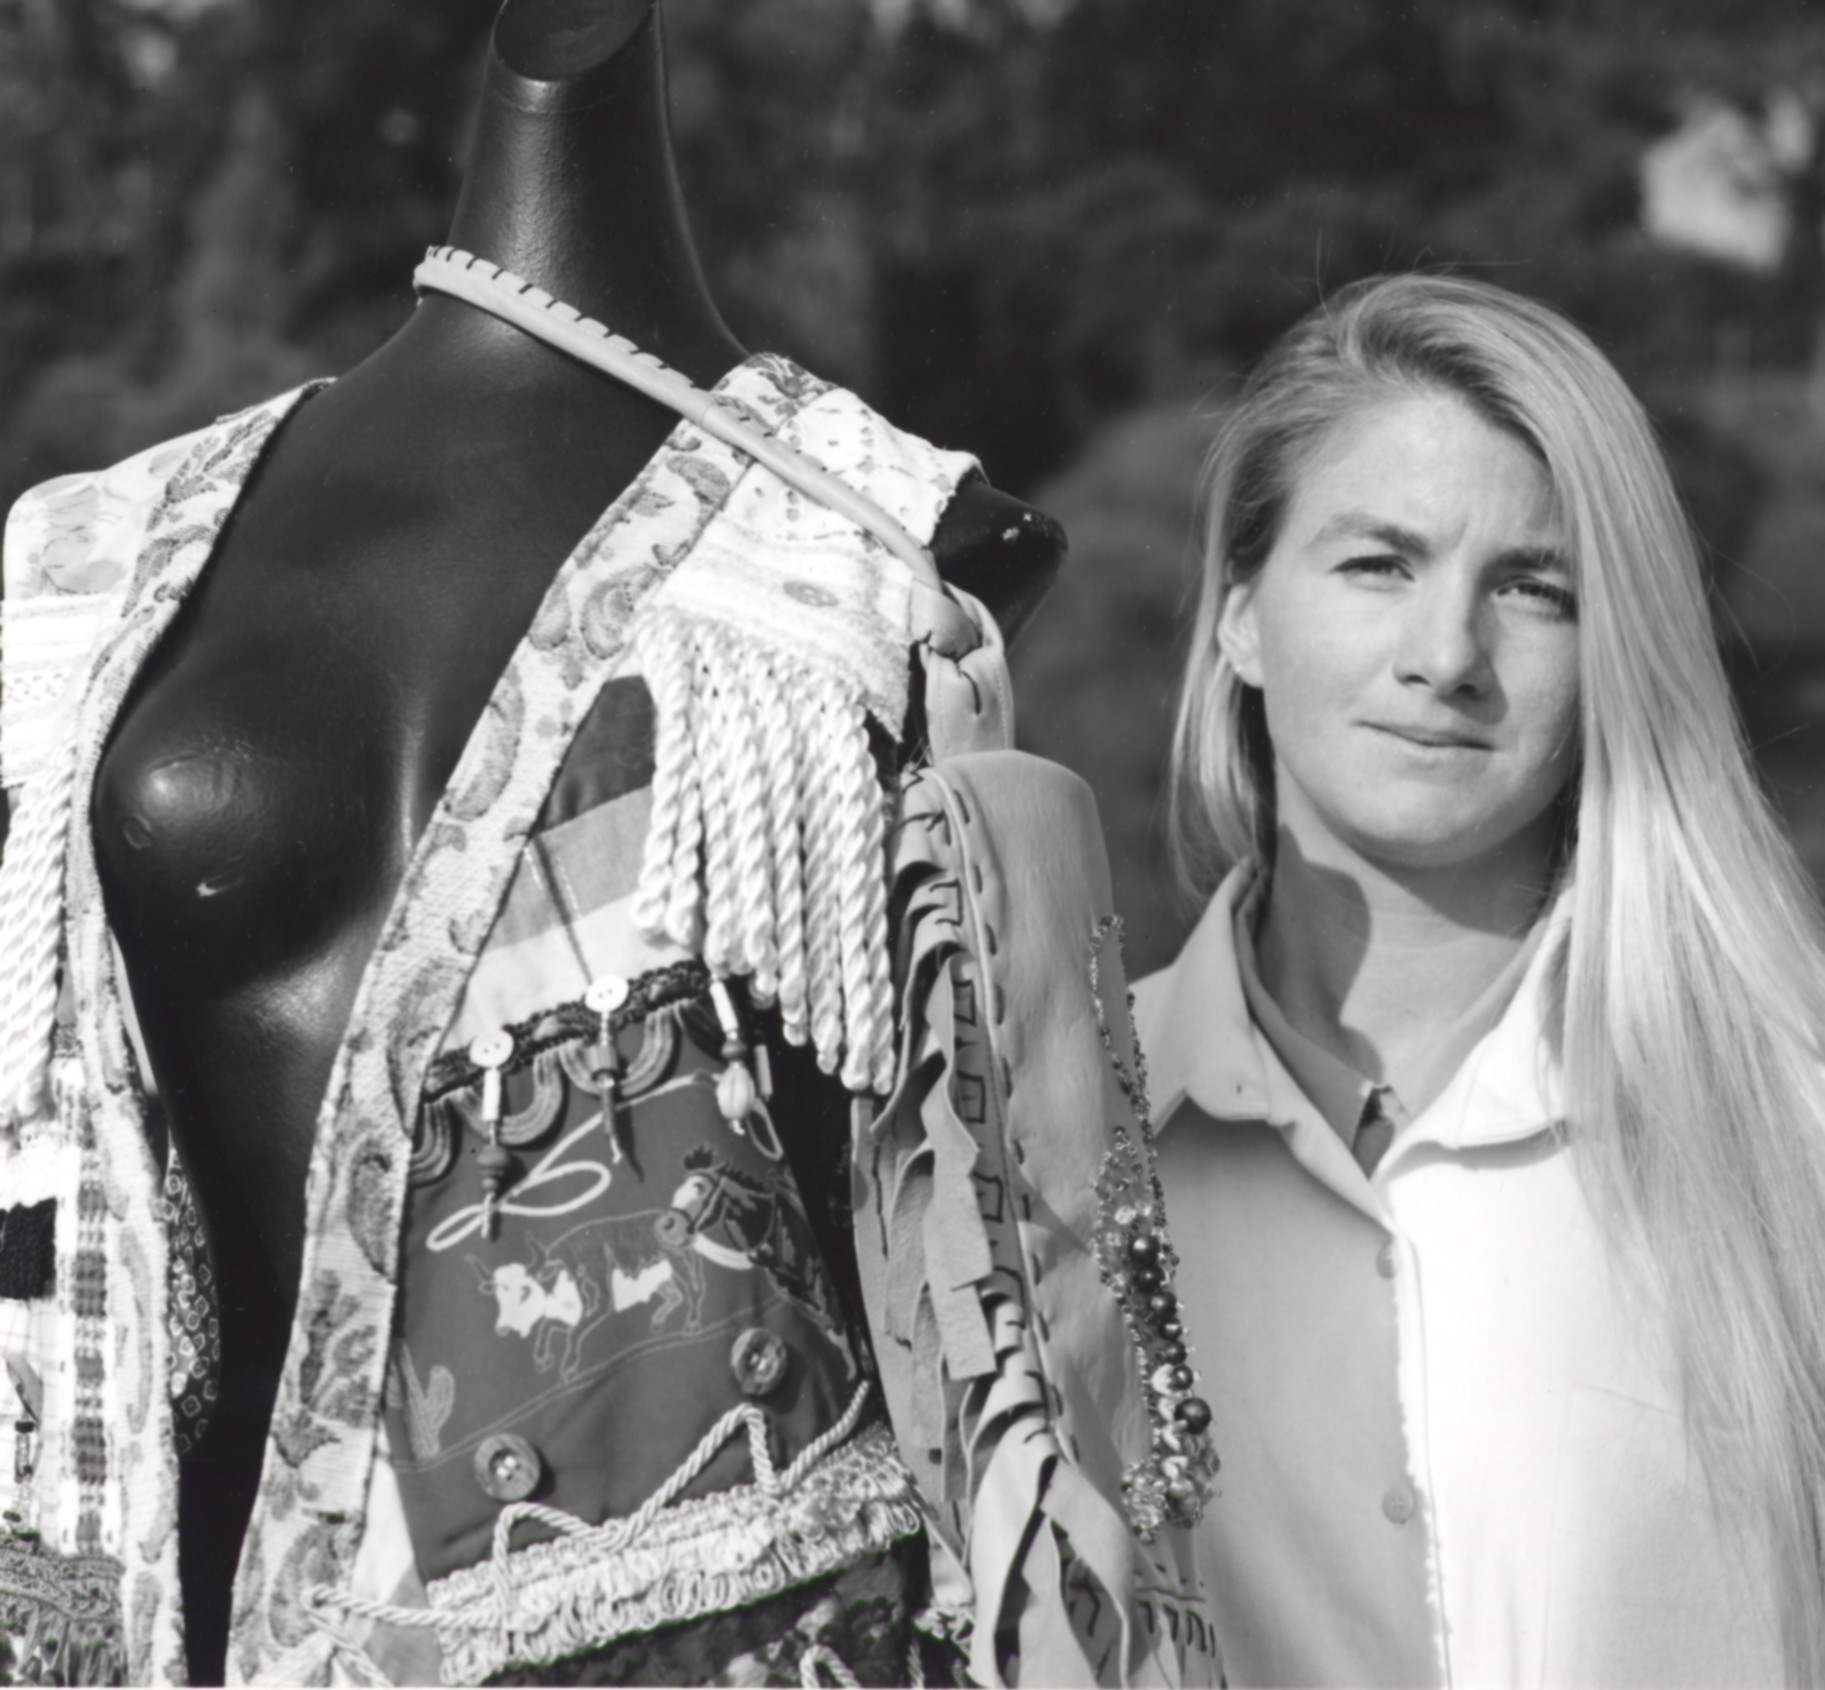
[631,606,895,1095]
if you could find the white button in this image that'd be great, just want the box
[583,975,630,1016]
[1376,1241,1397,1279]
[474,1432,542,1502]
[468,1030,514,1069]
[1383,1486,1415,1526]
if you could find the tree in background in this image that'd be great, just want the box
[6,0,1825,955]
[3,0,1819,505]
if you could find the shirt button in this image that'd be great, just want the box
[1383,1485,1416,1526]
[1376,1241,1397,1279]
[474,1432,543,1502]
[730,1327,791,1398]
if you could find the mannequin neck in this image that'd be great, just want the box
[442,0,743,384]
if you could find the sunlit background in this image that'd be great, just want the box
[6,0,1825,971]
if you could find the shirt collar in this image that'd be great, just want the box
[1134,862,1272,1130]
[1231,874,1380,1145]
[1135,860,1569,1153]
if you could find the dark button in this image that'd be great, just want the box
[474,1433,542,1503]
[1382,1485,1415,1526]
[1376,1240,1397,1279]
[730,1327,790,1398]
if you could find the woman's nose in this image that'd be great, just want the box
[1394,585,1492,697]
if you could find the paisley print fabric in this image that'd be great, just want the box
[0,356,977,1684]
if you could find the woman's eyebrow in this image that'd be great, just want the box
[1312,513,1570,575]
[1311,513,1430,555]
[1493,544,1572,574]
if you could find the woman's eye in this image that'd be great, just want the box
[1337,554,1407,581]
[1506,577,1579,620]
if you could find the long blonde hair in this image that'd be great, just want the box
[1171,273,1825,1681]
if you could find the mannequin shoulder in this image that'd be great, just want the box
[930,477,1066,644]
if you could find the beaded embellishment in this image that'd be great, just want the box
[1087,916,1219,1540]
[161,1162,220,1459]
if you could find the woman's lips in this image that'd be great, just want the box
[1365,722,1493,751]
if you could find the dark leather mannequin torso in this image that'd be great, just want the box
[81,1,1062,1680]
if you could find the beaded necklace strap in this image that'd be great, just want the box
[413,247,975,655]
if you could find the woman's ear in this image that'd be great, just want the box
[1217,579,1265,688]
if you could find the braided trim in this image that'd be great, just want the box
[0,752,77,1128]
[420,958,710,1099]
[308,1389,916,1685]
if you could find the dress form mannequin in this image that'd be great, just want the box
[85,2,1062,1679]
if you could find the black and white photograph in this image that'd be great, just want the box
[3,1,1824,1684]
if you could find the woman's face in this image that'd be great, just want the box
[1219,388,1580,878]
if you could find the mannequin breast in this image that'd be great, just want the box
[94,594,403,990]
[91,352,681,1260]
[88,332,1062,1272]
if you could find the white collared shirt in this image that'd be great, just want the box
[1136,863,1780,1689]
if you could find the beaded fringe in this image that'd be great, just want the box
[631,604,896,1096]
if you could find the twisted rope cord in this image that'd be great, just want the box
[800,1644,862,1688]
[801,680,850,1076]
[698,631,742,978]
[635,613,896,1088]
[828,687,894,1095]
[756,657,810,1046]
[309,1383,876,1641]
[721,640,782,1002]
[631,609,692,940]
[662,624,711,951]
[295,1599,394,1687]
[0,752,76,1126]
[414,248,955,597]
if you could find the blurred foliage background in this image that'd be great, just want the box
[7,0,1825,968]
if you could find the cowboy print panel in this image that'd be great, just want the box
[383,969,865,1586]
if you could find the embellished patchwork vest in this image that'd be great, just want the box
[0,348,1217,1686]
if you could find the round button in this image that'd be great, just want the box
[474,1433,543,1502]
[469,1030,514,1069]
[584,975,630,1016]
[1382,1485,1415,1526]
[730,1327,790,1398]
[1376,1241,1397,1279]
[783,579,839,608]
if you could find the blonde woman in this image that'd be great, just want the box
[1138,273,1825,1686]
